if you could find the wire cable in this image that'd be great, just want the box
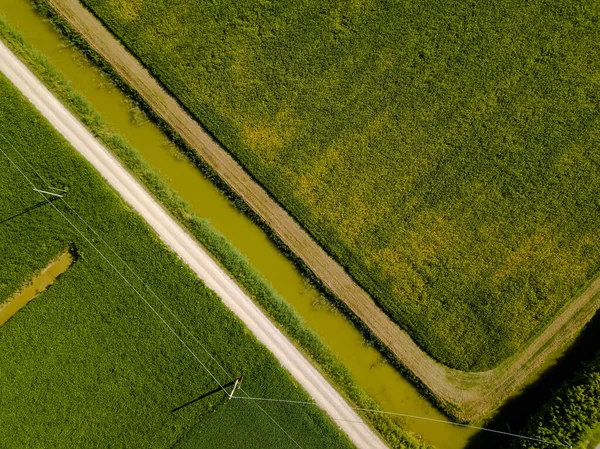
[58,198,304,449]
[230,395,571,448]
[0,137,573,448]
[2,126,304,448]
[57,190,568,449]
[1,135,564,449]
[0,141,228,393]
[0,135,304,449]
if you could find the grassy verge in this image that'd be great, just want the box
[75,0,600,371]
[0,15,426,447]
[507,352,600,449]
[0,72,356,448]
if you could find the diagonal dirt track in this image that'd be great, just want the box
[41,0,600,421]
[0,39,388,449]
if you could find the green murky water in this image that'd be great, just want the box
[0,251,73,326]
[0,2,565,448]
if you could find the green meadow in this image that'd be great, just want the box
[79,0,600,371]
[0,73,354,448]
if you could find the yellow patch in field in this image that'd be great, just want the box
[373,248,428,302]
[369,109,392,135]
[338,204,368,243]
[243,124,285,153]
[228,46,255,88]
[376,48,398,72]
[110,0,143,20]
[337,177,381,245]
[409,214,461,265]
[350,0,373,11]
[493,233,551,286]
[296,174,315,204]
[242,109,300,162]
[493,231,591,290]
[368,212,462,302]
[296,146,341,205]
[297,110,396,245]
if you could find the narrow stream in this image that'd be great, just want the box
[0,251,73,326]
[0,2,572,448]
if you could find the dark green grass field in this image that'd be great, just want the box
[0,74,354,448]
[79,0,600,371]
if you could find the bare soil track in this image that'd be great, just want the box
[0,40,388,449]
[44,0,600,421]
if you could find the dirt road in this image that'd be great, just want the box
[0,40,388,449]
[37,0,600,421]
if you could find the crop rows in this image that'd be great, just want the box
[80,0,600,371]
[0,73,353,448]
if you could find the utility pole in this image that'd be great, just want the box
[33,187,64,198]
[228,376,243,400]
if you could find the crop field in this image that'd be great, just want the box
[77,0,600,372]
[0,74,354,448]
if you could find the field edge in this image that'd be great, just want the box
[0,14,426,447]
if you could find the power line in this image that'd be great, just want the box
[2,126,304,448]
[0,135,304,449]
[0,141,228,392]
[1,133,571,449]
[58,197,304,449]
[54,179,572,449]
[230,395,571,448]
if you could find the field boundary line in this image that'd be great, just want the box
[0,39,387,449]
[41,0,600,421]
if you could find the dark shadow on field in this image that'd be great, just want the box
[171,380,236,413]
[0,196,60,225]
[465,309,600,449]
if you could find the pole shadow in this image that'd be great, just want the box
[465,309,600,449]
[171,380,236,413]
[0,196,60,225]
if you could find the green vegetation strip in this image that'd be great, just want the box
[0,69,358,448]
[79,0,600,371]
[508,351,600,449]
[0,17,424,448]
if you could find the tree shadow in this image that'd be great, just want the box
[465,309,600,449]
[0,196,60,225]
[171,380,237,413]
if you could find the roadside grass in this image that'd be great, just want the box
[0,17,426,447]
[0,74,356,449]
[77,0,600,371]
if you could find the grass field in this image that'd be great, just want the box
[78,0,600,371]
[0,73,355,448]
[0,14,427,441]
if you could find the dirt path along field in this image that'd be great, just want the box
[0,39,388,449]
[42,0,600,421]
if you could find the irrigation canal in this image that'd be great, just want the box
[0,2,576,448]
